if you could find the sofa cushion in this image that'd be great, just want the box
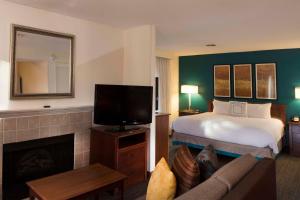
[212,154,257,190]
[195,144,220,181]
[172,145,200,196]
[146,157,176,200]
[175,177,228,200]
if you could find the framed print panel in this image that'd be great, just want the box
[214,65,231,97]
[255,63,277,99]
[233,64,252,98]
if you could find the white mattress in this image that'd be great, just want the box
[172,112,284,154]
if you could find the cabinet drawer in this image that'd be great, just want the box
[291,125,300,134]
[117,144,146,186]
[291,143,300,156]
[293,133,300,143]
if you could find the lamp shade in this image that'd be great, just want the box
[181,85,198,94]
[295,87,300,99]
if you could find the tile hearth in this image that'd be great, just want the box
[0,107,93,197]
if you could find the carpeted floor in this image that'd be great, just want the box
[101,180,148,200]
[101,147,300,200]
[276,153,300,200]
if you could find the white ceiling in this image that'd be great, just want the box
[6,0,300,55]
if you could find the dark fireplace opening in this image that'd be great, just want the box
[3,134,74,200]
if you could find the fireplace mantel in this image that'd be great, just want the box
[0,106,93,118]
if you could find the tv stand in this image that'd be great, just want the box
[118,125,126,131]
[104,125,140,132]
[90,126,149,187]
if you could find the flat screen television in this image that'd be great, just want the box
[94,84,153,130]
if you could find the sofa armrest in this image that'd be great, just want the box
[222,158,276,200]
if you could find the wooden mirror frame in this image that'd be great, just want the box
[10,24,75,99]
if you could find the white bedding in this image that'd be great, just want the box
[172,112,284,154]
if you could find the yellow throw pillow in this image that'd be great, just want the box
[146,157,176,200]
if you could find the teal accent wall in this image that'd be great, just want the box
[179,48,300,121]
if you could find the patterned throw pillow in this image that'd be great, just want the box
[195,145,220,181]
[230,101,247,117]
[172,145,200,196]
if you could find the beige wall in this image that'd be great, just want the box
[0,0,123,110]
[17,61,49,94]
[123,25,155,86]
[123,25,156,171]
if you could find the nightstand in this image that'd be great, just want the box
[289,121,300,156]
[179,109,201,116]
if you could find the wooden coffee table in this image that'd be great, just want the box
[27,163,127,200]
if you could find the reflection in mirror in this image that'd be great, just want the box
[11,25,74,99]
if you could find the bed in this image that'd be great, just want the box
[172,101,286,158]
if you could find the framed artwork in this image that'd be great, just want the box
[214,65,231,97]
[255,63,277,99]
[233,64,252,98]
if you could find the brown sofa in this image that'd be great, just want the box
[138,155,276,200]
[221,158,276,200]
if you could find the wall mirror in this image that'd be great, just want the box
[11,24,75,99]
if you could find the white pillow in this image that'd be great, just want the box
[229,101,247,117]
[213,99,231,115]
[247,103,271,119]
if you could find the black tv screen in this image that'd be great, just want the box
[94,84,153,127]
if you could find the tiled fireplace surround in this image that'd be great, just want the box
[0,106,93,196]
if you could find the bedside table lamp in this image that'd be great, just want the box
[181,85,198,110]
[295,87,300,99]
[293,87,300,122]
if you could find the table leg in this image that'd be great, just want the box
[29,189,35,200]
[95,193,100,200]
[119,180,124,200]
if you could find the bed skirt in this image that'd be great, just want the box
[172,132,282,159]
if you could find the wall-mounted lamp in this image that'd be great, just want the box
[295,87,300,99]
[181,85,198,110]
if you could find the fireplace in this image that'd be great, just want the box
[2,134,74,200]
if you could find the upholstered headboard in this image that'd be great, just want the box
[207,100,287,124]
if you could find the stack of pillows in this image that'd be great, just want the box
[146,145,220,200]
[213,99,272,119]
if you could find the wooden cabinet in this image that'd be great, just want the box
[90,127,148,187]
[289,122,300,156]
[179,109,201,116]
[155,113,170,164]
